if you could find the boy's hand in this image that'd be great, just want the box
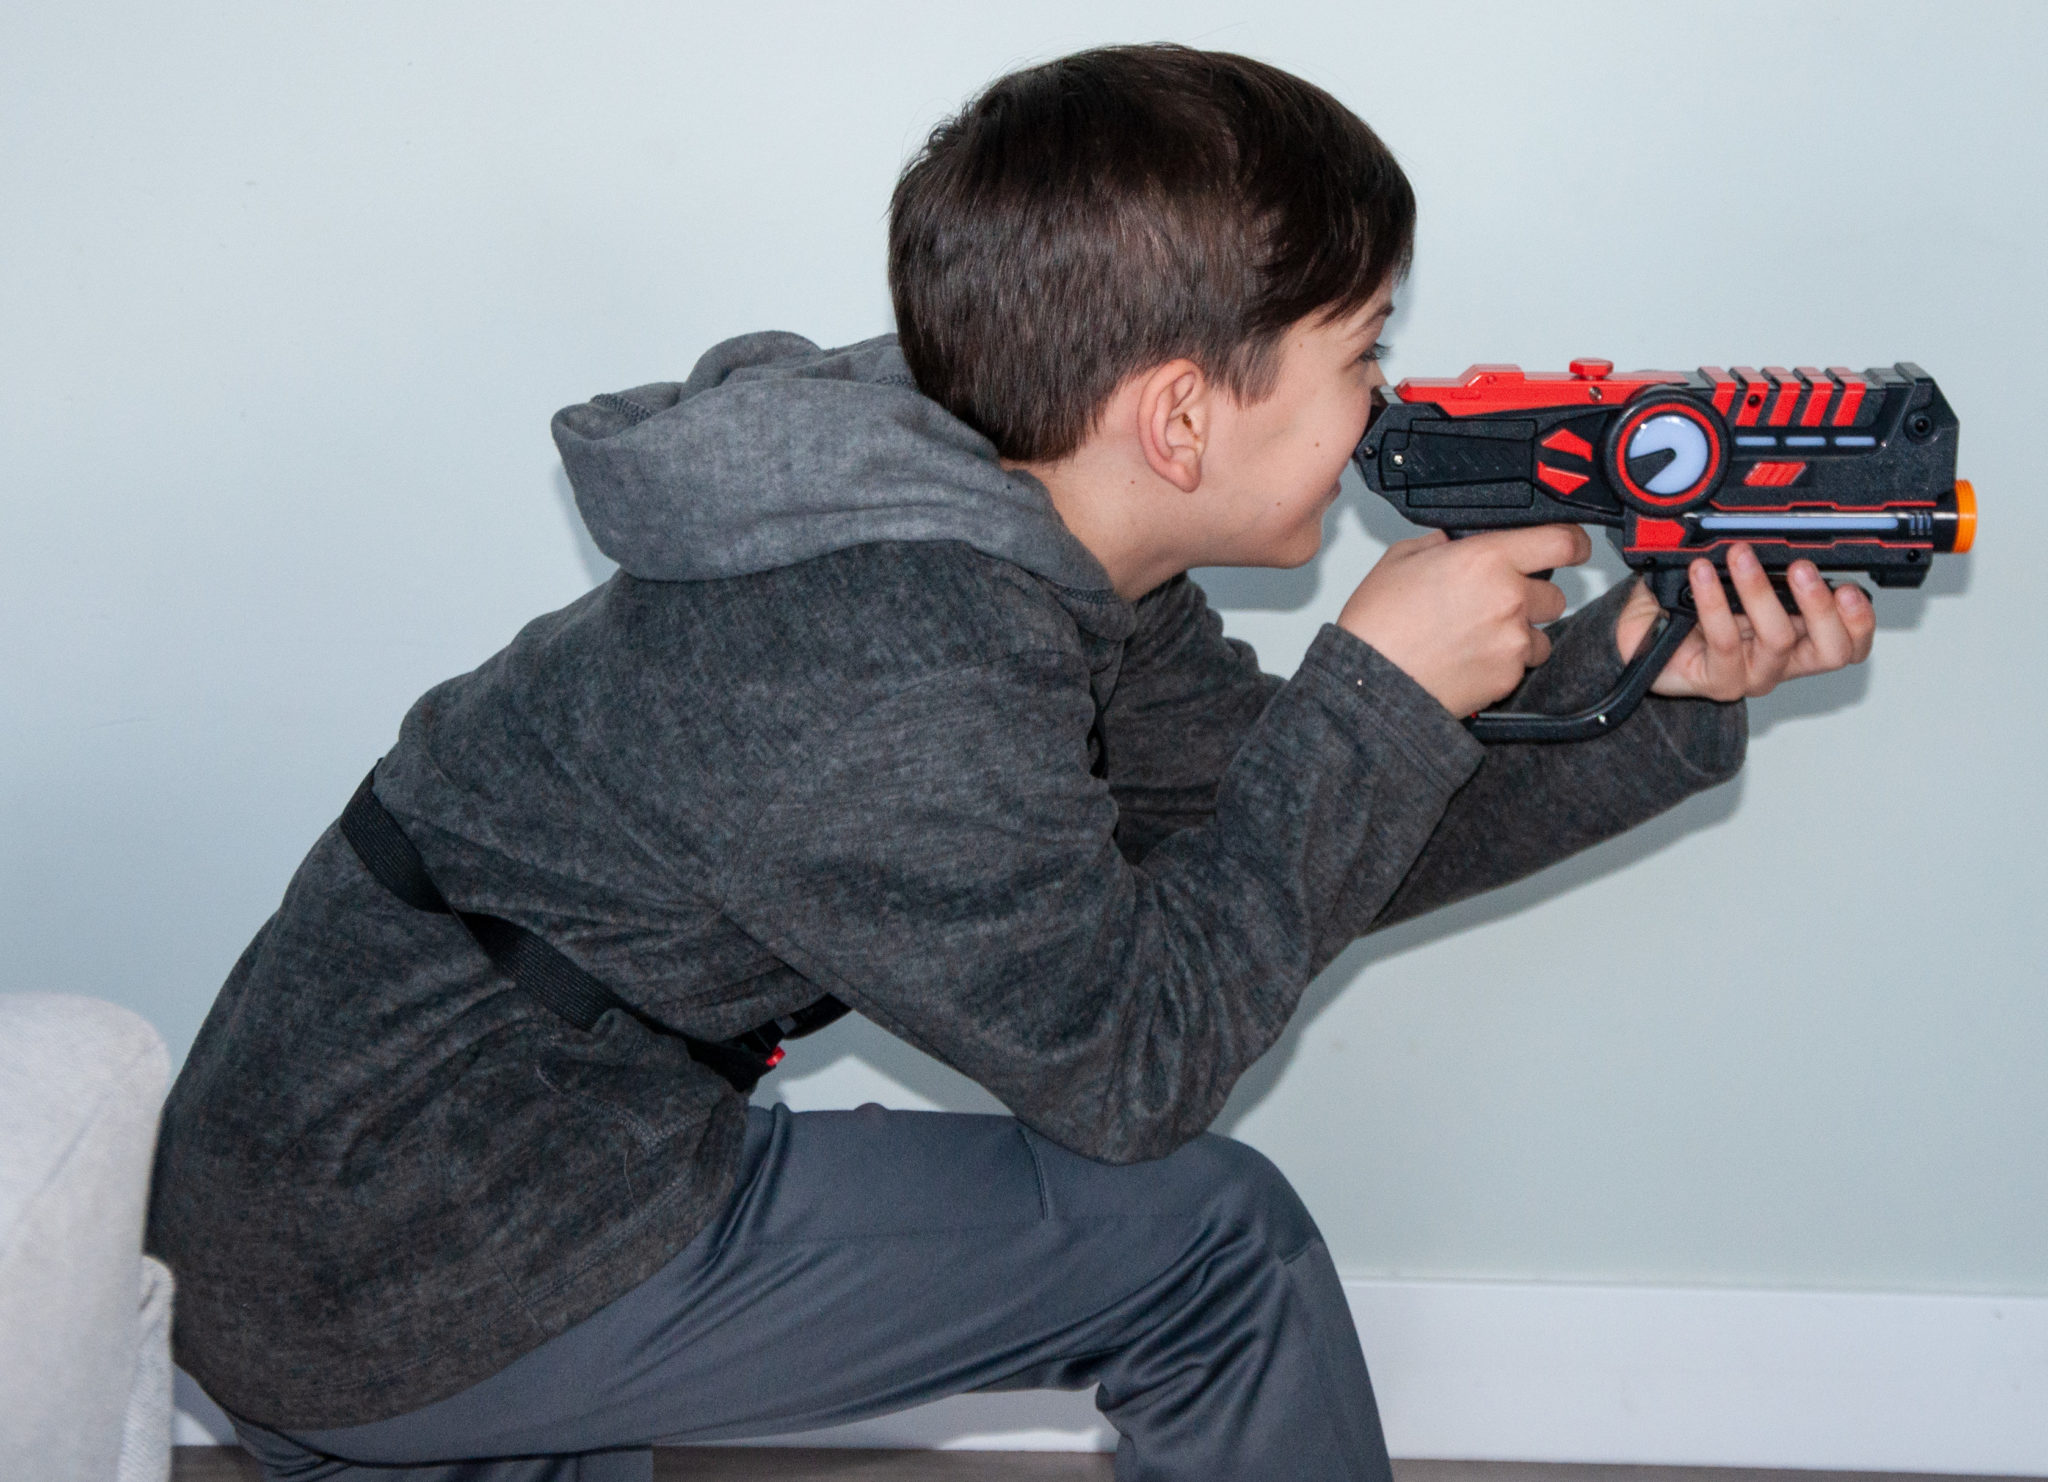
[1339,525,1592,717]
[1615,541,1877,700]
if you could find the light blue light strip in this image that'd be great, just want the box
[1786,436,1826,447]
[1697,514,1903,533]
[1835,435,1876,446]
[1736,435,1776,446]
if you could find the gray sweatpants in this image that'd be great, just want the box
[232,1104,1391,1482]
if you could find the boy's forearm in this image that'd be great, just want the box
[1368,581,1746,933]
[1103,575,1740,909]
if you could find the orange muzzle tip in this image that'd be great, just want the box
[1952,480,1977,553]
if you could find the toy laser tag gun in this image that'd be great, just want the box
[1352,360,1976,743]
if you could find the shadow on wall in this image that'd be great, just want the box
[1190,556,1324,613]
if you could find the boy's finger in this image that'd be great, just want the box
[1727,544,1798,665]
[1837,583,1877,663]
[1786,562,1853,671]
[1391,530,1451,560]
[1474,524,1591,574]
[1614,577,1665,663]
[1689,558,1745,695]
[1524,576,1568,626]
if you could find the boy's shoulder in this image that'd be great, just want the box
[605,537,1132,688]
[379,536,1129,899]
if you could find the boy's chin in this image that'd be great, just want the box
[1213,517,1325,571]
[1267,524,1326,569]
[1233,546,1320,573]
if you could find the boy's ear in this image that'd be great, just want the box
[1136,360,1207,493]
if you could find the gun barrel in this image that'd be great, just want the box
[1679,479,1975,557]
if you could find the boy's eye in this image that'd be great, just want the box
[1360,341,1390,365]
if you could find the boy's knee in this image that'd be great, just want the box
[1030,1125,1320,1261]
[1176,1133,1320,1262]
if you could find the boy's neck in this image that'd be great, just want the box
[1009,447,1195,602]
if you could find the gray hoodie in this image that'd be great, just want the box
[148,333,1745,1429]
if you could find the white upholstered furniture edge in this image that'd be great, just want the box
[0,993,174,1482]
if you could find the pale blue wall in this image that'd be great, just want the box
[5,0,2041,1292]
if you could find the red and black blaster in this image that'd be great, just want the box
[1352,360,1976,742]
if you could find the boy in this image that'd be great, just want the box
[150,44,1873,1482]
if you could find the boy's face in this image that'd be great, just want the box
[1199,284,1395,569]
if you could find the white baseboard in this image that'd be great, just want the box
[1349,1279,2048,1475]
[176,1277,2048,1475]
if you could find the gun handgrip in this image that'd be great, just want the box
[1465,604,1697,744]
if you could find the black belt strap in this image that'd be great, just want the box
[338,768,846,1097]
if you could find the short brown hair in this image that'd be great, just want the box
[889,45,1414,462]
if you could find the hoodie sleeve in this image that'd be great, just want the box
[1370,579,1747,930]
[718,629,1483,1164]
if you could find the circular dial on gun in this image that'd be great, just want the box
[1604,395,1727,513]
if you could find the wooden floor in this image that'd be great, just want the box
[172,1449,2036,1482]
[174,1448,1109,1479]
[652,1452,1112,1480]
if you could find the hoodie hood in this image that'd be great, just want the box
[552,332,1122,623]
